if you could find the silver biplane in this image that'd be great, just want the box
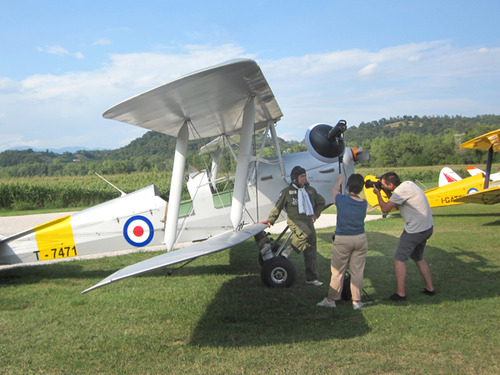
[0,59,369,292]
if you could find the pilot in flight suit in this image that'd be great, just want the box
[265,166,326,285]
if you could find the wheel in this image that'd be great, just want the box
[260,256,296,288]
[258,252,264,265]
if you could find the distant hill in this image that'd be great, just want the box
[0,115,498,177]
[9,146,104,154]
[344,114,500,148]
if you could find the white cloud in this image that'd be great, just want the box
[1,41,499,151]
[92,39,112,46]
[37,45,85,59]
[38,45,69,56]
[0,77,20,93]
[358,63,378,77]
[262,41,500,140]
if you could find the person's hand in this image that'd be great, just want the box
[337,174,343,184]
[311,214,318,223]
[259,221,271,227]
[373,186,380,195]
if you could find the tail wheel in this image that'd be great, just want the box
[261,257,296,288]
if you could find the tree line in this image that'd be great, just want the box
[0,115,498,178]
[347,115,499,167]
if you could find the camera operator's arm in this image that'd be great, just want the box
[373,186,397,214]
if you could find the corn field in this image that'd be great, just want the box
[0,172,173,211]
[1,165,498,212]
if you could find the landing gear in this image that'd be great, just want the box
[254,228,296,288]
[261,256,296,288]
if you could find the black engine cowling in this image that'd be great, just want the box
[305,121,347,163]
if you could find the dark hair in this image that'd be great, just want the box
[290,166,306,185]
[346,173,364,194]
[380,171,401,187]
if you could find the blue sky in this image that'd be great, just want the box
[1,0,499,152]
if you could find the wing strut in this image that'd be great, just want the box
[269,121,286,178]
[164,121,189,251]
[230,96,255,229]
[484,146,493,190]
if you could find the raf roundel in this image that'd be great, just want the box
[123,215,154,247]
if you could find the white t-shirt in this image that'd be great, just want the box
[389,181,433,233]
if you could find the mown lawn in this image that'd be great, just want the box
[0,204,499,374]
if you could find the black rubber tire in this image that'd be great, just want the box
[260,256,296,288]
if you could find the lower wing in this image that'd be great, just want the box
[82,223,268,293]
[453,186,500,205]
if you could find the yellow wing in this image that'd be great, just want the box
[454,186,500,205]
[460,128,500,152]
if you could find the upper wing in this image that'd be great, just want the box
[460,129,500,151]
[82,223,268,293]
[454,186,500,205]
[102,59,283,139]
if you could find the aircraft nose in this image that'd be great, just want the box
[353,148,371,162]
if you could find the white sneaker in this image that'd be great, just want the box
[306,280,323,286]
[317,298,336,308]
[352,301,364,310]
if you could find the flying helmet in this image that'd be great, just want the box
[290,166,306,185]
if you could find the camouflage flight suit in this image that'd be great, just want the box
[267,183,326,282]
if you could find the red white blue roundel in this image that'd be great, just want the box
[123,215,154,247]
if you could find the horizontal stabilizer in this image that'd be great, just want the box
[0,228,36,245]
[466,166,485,176]
[199,134,240,155]
[82,223,268,293]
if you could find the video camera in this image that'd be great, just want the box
[364,179,382,190]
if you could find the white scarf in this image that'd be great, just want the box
[296,185,314,216]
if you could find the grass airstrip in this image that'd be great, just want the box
[1,203,499,374]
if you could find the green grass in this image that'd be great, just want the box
[1,205,499,374]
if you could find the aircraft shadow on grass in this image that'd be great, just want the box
[431,212,500,227]
[0,262,118,290]
[188,241,371,347]
[188,229,498,347]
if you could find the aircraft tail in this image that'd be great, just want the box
[438,167,462,187]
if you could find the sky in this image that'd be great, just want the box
[1,0,499,152]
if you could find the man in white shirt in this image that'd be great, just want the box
[373,171,435,301]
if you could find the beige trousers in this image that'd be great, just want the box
[327,233,368,301]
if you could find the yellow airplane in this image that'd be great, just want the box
[364,128,500,209]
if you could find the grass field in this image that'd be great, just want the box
[1,203,498,374]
